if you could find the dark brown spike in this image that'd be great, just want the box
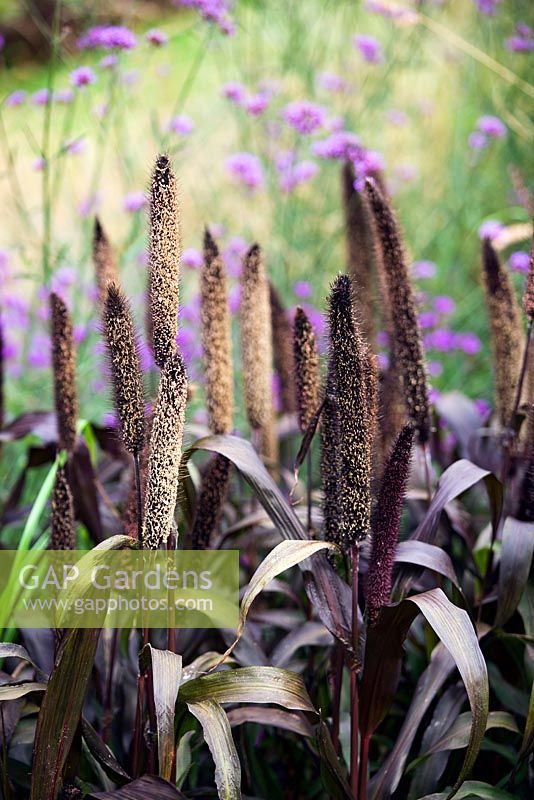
[365,179,430,443]
[482,239,523,426]
[191,454,232,549]
[293,306,321,433]
[240,244,277,461]
[523,238,534,320]
[142,351,188,548]
[50,465,76,550]
[321,369,342,547]
[149,154,181,368]
[103,284,146,454]
[200,229,233,434]
[327,275,374,548]
[517,406,534,522]
[50,293,78,452]
[269,282,296,415]
[93,217,119,305]
[342,161,375,344]
[366,423,414,624]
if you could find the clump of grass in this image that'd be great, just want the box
[482,238,523,426]
[50,292,78,453]
[366,423,414,624]
[240,244,276,462]
[149,154,181,370]
[142,351,188,549]
[365,179,430,444]
[327,275,374,549]
[103,284,146,456]
[50,465,76,551]
[293,306,320,433]
[270,283,296,415]
[93,218,119,306]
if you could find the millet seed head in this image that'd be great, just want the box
[293,306,321,433]
[50,292,78,453]
[50,465,76,550]
[93,217,119,306]
[270,282,296,415]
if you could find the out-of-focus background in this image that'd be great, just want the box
[0,0,532,422]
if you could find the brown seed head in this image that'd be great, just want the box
[365,179,430,443]
[321,368,343,546]
[149,154,181,369]
[200,229,233,434]
[50,465,76,550]
[191,453,232,549]
[269,283,296,414]
[103,284,146,454]
[328,275,373,548]
[293,306,321,433]
[523,238,534,319]
[482,238,523,426]
[93,217,119,306]
[240,244,276,457]
[342,161,375,344]
[50,293,78,452]
[517,406,534,522]
[366,423,414,624]
[142,351,188,548]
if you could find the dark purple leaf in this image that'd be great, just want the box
[496,517,534,626]
[69,440,104,543]
[88,776,187,799]
[227,706,314,738]
[395,540,461,590]
[0,411,56,443]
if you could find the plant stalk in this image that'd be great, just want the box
[359,733,370,800]
[350,544,360,798]
[306,448,313,532]
[133,451,143,543]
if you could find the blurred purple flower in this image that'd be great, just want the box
[228,284,242,314]
[325,115,345,132]
[283,101,327,135]
[3,294,29,326]
[418,311,438,329]
[100,54,118,69]
[376,329,389,347]
[0,34,4,53]
[146,28,168,46]
[168,114,194,135]
[509,250,530,273]
[478,219,504,240]
[244,93,269,116]
[73,324,88,344]
[32,156,46,171]
[353,34,383,64]
[457,332,482,355]
[175,0,235,35]
[477,115,506,138]
[102,411,118,428]
[316,72,347,92]
[28,333,51,368]
[468,131,487,150]
[56,88,74,104]
[66,138,86,155]
[226,152,264,190]
[70,66,96,87]
[475,398,491,418]
[365,1,415,20]
[78,25,137,51]
[223,236,248,278]
[474,0,501,15]
[312,131,361,160]
[3,338,20,361]
[293,281,312,299]
[428,361,443,377]
[78,193,100,218]
[221,81,247,104]
[279,160,318,193]
[413,260,437,279]
[182,248,203,268]
[32,89,51,106]
[505,35,534,52]
[353,149,385,190]
[5,90,26,107]
[123,191,147,212]
[425,329,456,352]
[386,109,408,126]
[434,295,455,314]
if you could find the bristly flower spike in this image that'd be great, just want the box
[149,154,181,369]
[93,217,119,306]
[270,283,296,415]
[327,275,374,549]
[365,179,430,443]
[366,423,414,624]
[50,465,76,550]
[142,351,188,548]
[321,368,343,547]
[200,228,233,435]
[103,284,146,455]
[293,306,321,433]
[523,238,534,320]
[50,292,78,453]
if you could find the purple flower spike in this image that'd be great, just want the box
[226,152,264,190]
[70,66,96,87]
[353,34,383,64]
[509,251,530,274]
[282,101,327,135]
[476,115,506,139]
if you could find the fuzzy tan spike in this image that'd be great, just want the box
[50,293,78,453]
[149,154,181,369]
[201,229,233,434]
[240,244,277,460]
[50,465,76,550]
[366,423,414,624]
[342,161,375,344]
[269,283,296,415]
[142,351,188,548]
[103,284,146,454]
[191,454,232,549]
[327,275,373,548]
[365,179,430,443]
[93,217,119,306]
[482,238,523,426]
[293,306,321,433]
